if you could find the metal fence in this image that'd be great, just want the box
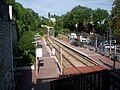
[50,69,120,90]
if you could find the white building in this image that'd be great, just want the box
[50,18,56,23]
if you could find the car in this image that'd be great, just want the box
[116,45,120,52]
[104,44,115,49]
[100,40,116,46]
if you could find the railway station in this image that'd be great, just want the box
[1,0,120,90]
[15,23,120,90]
[16,35,120,90]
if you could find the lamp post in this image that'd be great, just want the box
[74,23,78,33]
[107,31,109,41]
[109,15,112,59]
[95,35,98,52]
[33,33,42,76]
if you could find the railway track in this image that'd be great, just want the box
[45,37,71,68]
[45,36,105,74]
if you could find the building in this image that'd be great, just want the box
[50,18,56,23]
[0,0,16,89]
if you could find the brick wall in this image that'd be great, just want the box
[10,20,17,57]
[0,0,15,89]
[0,0,9,20]
[0,20,14,90]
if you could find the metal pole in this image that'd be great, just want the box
[114,45,116,55]
[60,48,63,74]
[95,36,97,52]
[109,38,112,59]
[36,53,38,76]
[113,59,116,69]
[113,45,117,69]
[109,16,112,59]
[48,27,49,35]
[34,38,37,76]
[107,31,109,41]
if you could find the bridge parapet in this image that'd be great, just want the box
[41,25,54,35]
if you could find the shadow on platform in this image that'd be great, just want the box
[32,78,52,90]
[15,69,32,90]
[15,69,53,90]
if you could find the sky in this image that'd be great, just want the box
[16,0,114,17]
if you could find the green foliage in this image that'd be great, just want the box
[36,28,45,36]
[58,34,69,41]
[13,2,24,19]
[54,16,63,30]
[54,5,109,35]
[18,31,36,64]
[60,28,70,34]
[18,31,35,51]
[6,0,15,5]
[111,0,120,35]
[41,17,54,26]
[93,8,109,25]
[61,5,93,30]
[16,20,25,37]
[114,29,120,35]
[13,2,41,39]
[13,2,46,64]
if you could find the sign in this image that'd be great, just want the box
[36,48,42,57]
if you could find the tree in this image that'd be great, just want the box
[12,2,44,64]
[6,0,15,5]
[18,31,36,64]
[93,8,109,35]
[18,31,35,52]
[93,8,108,25]
[111,0,120,43]
[54,5,108,35]
[62,5,92,32]
[36,28,45,36]
[111,0,120,35]
[13,2,42,39]
[54,16,63,30]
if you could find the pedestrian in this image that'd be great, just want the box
[37,60,44,74]
[37,60,41,74]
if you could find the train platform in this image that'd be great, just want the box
[53,37,120,70]
[32,38,61,89]
[15,38,61,90]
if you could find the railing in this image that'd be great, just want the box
[109,69,120,89]
[50,69,120,90]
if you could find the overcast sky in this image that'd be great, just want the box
[16,0,114,17]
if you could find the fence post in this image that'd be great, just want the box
[60,48,63,75]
